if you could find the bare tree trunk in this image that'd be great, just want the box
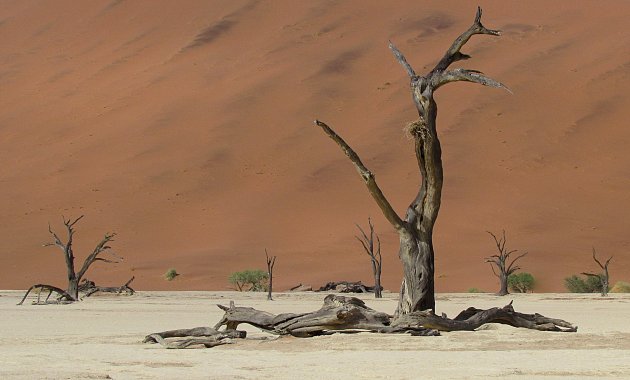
[265,249,276,301]
[356,218,383,298]
[582,248,612,297]
[485,231,528,296]
[20,216,119,305]
[315,7,509,315]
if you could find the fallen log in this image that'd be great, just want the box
[145,295,577,348]
[392,301,577,332]
[80,276,136,297]
[143,327,245,349]
[317,281,381,293]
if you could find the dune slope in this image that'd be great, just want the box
[1,0,629,291]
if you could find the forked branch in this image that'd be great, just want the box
[432,6,501,72]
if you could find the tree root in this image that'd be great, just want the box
[17,284,75,305]
[145,295,577,348]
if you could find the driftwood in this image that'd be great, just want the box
[143,327,245,349]
[213,295,576,337]
[317,281,381,293]
[289,283,313,292]
[80,276,136,297]
[145,295,576,348]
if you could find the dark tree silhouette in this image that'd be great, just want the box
[355,218,383,298]
[485,230,528,296]
[18,216,119,305]
[581,248,612,297]
[265,249,276,301]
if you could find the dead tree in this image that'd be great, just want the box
[315,7,510,315]
[18,216,119,304]
[485,230,528,296]
[265,249,276,301]
[581,248,612,297]
[144,295,577,348]
[79,276,136,297]
[144,8,579,350]
[356,218,383,298]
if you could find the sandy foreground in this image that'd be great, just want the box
[1,291,629,379]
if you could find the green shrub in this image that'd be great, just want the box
[467,287,484,293]
[229,269,269,292]
[564,274,605,293]
[164,268,179,281]
[508,272,535,293]
[610,281,630,293]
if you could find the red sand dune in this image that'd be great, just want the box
[1,0,629,292]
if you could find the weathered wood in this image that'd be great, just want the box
[213,296,576,338]
[143,327,245,349]
[81,276,136,297]
[315,7,509,317]
[289,283,313,292]
[393,301,577,332]
[317,281,380,293]
[17,284,74,305]
[147,295,576,348]
[20,216,125,304]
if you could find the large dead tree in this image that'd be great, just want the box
[18,216,119,304]
[581,248,612,297]
[356,218,383,298]
[144,9,578,348]
[485,230,528,296]
[315,7,510,315]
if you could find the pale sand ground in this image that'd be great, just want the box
[1,291,629,379]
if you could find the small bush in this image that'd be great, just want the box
[229,269,269,292]
[508,272,535,293]
[467,287,484,293]
[610,281,630,293]
[564,274,604,293]
[164,268,179,281]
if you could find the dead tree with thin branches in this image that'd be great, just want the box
[485,230,528,296]
[146,8,579,348]
[356,218,383,298]
[18,216,120,305]
[581,248,612,297]
[315,7,510,316]
[265,249,277,301]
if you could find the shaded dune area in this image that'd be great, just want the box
[0,0,628,292]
